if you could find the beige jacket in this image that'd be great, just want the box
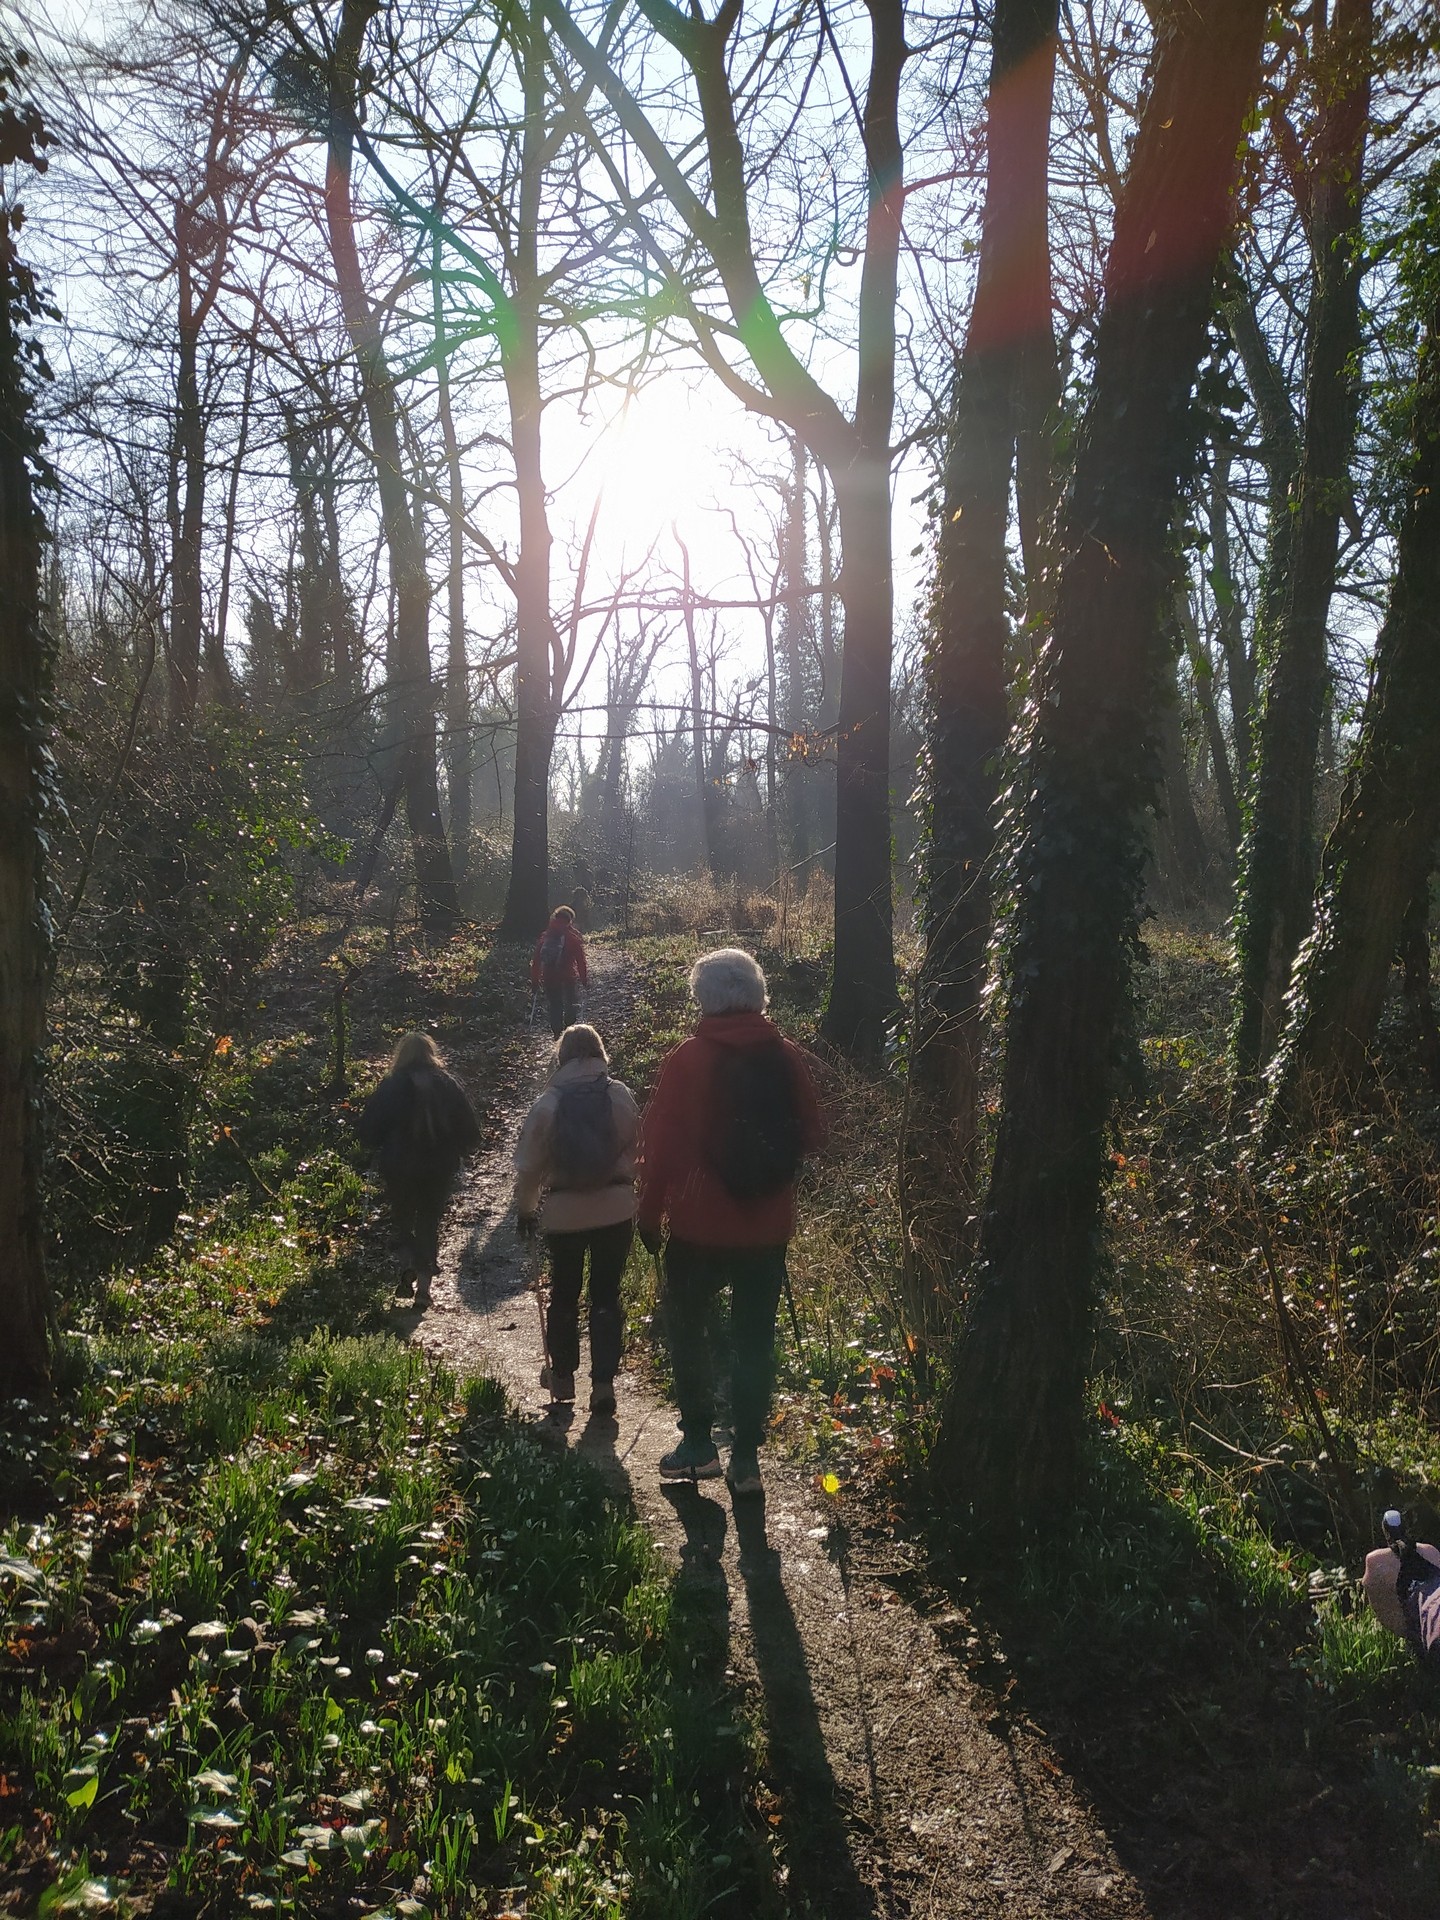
[512,1057,638,1233]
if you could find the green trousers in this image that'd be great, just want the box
[661,1239,787,1449]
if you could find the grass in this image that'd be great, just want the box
[2,926,779,1919]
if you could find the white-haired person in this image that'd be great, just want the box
[356,1032,481,1307]
[513,1024,639,1417]
[637,948,825,1495]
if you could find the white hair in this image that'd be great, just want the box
[689,947,768,1016]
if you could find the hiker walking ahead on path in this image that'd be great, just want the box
[356,1033,480,1308]
[513,1023,638,1418]
[638,948,825,1496]
[531,906,588,1037]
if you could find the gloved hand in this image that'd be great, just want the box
[517,1212,539,1241]
[637,1223,663,1257]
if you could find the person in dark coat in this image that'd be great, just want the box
[530,906,589,1037]
[356,1032,480,1307]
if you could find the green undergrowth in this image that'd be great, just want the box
[2,930,777,1920]
[961,916,1440,1886]
[929,1417,1440,1907]
[612,915,1440,1885]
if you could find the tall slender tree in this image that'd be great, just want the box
[1263,263,1440,1130]
[321,0,458,935]
[0,50,54,1393]
[1230,0,1375,1088]
[916,0,1059,1193]
[935,0,1270,1532]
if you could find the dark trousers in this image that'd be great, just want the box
[384,1171,452,1277]
[661,1240,787,1449]
[544,1219,632,1380]
[545,980,581,1037]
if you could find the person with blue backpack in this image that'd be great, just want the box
[530,905,589,1037]
[513,1023,638,1416]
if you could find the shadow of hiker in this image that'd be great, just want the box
[729,1493,886,1920]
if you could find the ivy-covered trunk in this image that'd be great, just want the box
[1230,0,1374,1089]
[0,65,53,1394]
[934,0,1268,1533]
[916,0,1058,1183]
[1263,286,1440,1132]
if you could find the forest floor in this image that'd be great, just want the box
[407,943,1149,1920]
[8,916,1438,1918]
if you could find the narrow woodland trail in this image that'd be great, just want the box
[412,946,1153,1920]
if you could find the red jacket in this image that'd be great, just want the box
[530,918,588,990]
[637,1012,826,1247]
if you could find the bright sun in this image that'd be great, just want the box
[588,396,710,555]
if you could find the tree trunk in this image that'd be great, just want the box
[212,333,255,704]
[435,235,472,885]
[681,551,713,875]
[780,433,810,871]
[764,609,781,884]
[916,0,1058,1154]
[1230,0,1373,1089]
[166,237,206,729]
[1177,578,1243,853]
[496,0,560,943]
[1262,294,1440,1131]
[934,0,1268,1534]
[1399,885,1440,1097]
[817,0,907,1061]
[1157,656,1212,907]
[0,86,53,1394]
[1206,444,1255,786]
[823,462,897,1053]
[325,0,457,937]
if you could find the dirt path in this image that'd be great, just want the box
[411,947,1153,1920]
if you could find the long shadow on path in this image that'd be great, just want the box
[662,1483,887,1920]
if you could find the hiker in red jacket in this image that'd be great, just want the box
[530,906,589,1037]
[637,947,825,1497]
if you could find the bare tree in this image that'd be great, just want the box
[544,0,908,1057]
[318,0,458,933]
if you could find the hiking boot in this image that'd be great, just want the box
[395,1269,417,1301]
[659,1437,722,1481]
[590,1380,617,1418]
[726,1447,764,1498]
[540,1366,576,1403]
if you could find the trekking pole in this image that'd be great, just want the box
[527,1228,553,1391]
[528,990,540,1031]
[782,1268,805,1358]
